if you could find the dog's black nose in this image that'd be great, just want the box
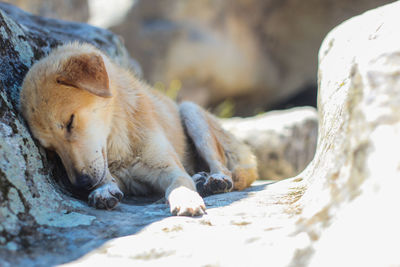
[74,173,95,189]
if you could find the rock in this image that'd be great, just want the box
[87,0,136,29]
[63,181,304,267]
[221,107,318,180]
[295,2,400,265]
[110,0,392,115]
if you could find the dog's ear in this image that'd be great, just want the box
[57,53,112,98]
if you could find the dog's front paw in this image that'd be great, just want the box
[194,172,233,197]
[88,182,124,210]
[168,186,206,216]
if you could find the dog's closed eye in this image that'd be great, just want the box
[66,114,75,133]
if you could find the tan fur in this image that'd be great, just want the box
[20,42,258,216]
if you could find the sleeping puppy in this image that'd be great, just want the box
[20,42,258,216]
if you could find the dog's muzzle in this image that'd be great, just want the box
[73,172,96,190]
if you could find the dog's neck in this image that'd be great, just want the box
[105,67,155,172]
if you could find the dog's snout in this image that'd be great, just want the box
[73,171,95,189]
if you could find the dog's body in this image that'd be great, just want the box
[20,43,258,216]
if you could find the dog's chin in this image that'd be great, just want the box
[89,164,108,190]
[88,175,106,190]
[86,154,109,190]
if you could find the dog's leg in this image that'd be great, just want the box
[127,130,206,216]
[161,168,206,216]
[179,102,235,197]
[88,172,124,210]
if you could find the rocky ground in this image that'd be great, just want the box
[221,107,318,180]
[1,180,306,266]
[62,180,304,267]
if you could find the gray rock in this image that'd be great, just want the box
[221,107,318,180]
[110,0,392,115]
[63,181,303,267]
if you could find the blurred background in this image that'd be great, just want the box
[4,0,393,116]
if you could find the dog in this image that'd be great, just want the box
[20,42,258,216]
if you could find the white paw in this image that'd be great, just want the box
[168,186,206,216]
[88,182,124,210]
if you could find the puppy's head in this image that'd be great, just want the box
[20,43,114,190]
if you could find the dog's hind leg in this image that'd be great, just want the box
[179,101,258,197]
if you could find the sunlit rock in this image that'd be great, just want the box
[295,2,400,265]
[221,107,318,180]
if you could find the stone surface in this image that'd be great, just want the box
[221,107,318,180]
[110,0,392,115]
[63,181,305,267]
[295,2,400,265]
[1,180,305,266]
